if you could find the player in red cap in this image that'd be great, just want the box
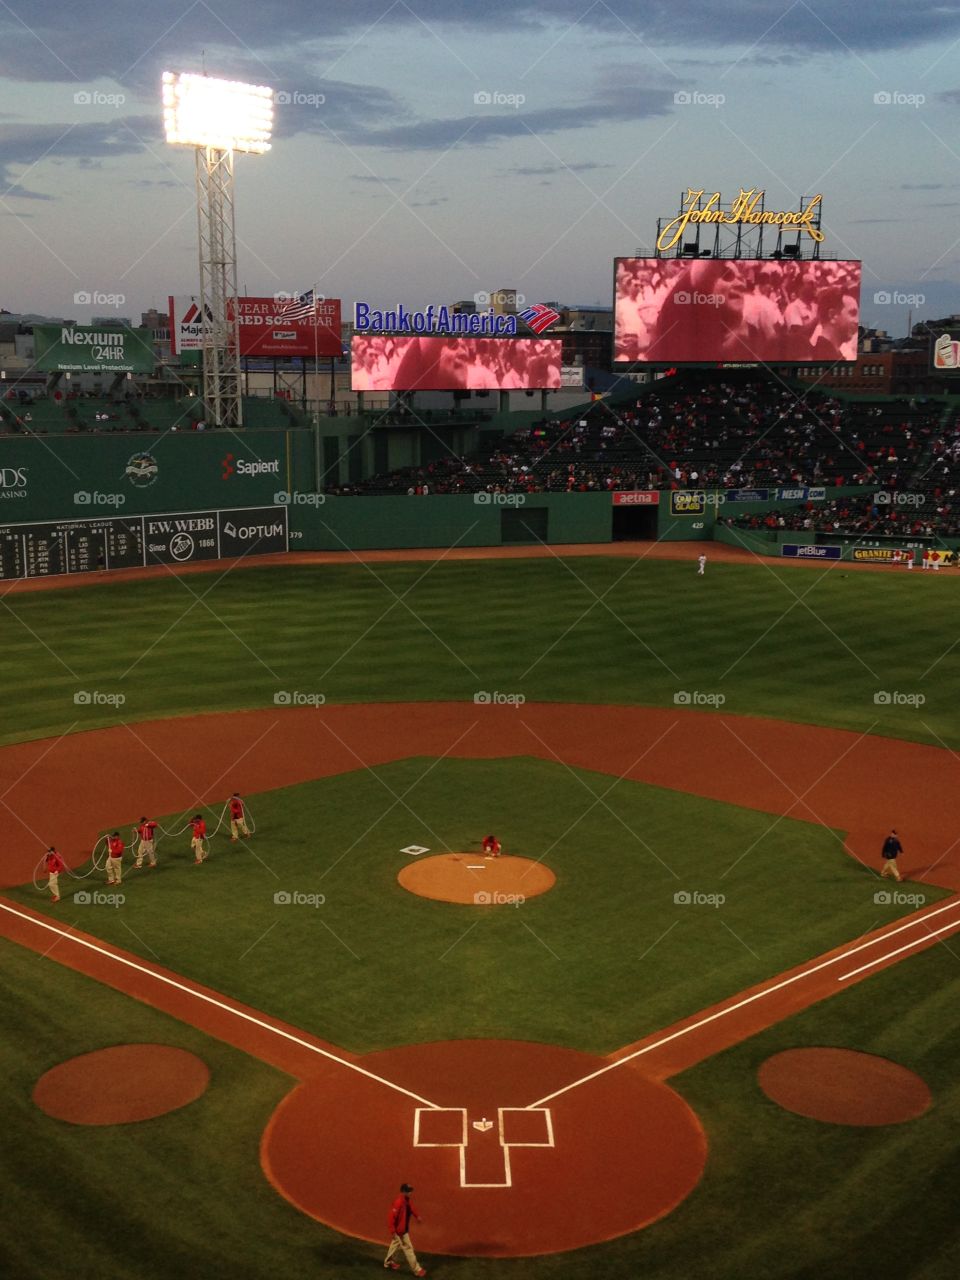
[481,834,502,858]
[44,846,65,902]
[384,1183,426,1275]
[190,815,208,864]
[228,792,251,842]
[133,816,159,868]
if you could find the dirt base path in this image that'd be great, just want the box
[2,702,959,890]
[3,702,960,1256]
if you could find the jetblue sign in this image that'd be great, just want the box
[781,543,842,560]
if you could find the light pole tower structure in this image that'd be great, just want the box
[162,71,274,428]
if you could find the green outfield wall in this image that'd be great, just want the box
[287,492,613,551]
[0,430,313,523]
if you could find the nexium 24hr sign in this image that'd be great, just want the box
[33,324,156,374]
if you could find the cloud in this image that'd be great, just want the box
[127,177,180,188]
[351,84,674,150]
[0,1,957,87]
[505,160,614,175]
[900,182,958,191]
[939,89,960,104]
[350,173,401,183]
[0,115,158,189]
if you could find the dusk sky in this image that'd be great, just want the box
[2,1,960,333]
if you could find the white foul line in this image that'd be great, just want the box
[838,917,960,980]
[0,898,440,1109]
[526,896,960,1109]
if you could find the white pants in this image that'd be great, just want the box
[136,839,156,867]
[384,1232,420,1272]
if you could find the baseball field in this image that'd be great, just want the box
[2,548,959,1279]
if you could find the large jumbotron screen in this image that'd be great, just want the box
[614,258,861,363]
[351,336,563,390]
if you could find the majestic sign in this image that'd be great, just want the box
[656,188,824,254]
[33,324,156,374]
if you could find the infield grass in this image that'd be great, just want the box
[9,757,947,1053]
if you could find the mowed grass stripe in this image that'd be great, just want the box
[0,557,955,746]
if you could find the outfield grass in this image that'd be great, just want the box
[4,925,958,1280]
[9,758,946,1054]
[1,557,956,748]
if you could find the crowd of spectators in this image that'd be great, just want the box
[329,379,948,503]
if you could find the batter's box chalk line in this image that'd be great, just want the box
[413,1106,554,1189]
[401,845,430,856]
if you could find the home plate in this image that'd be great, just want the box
[401,845,429,856]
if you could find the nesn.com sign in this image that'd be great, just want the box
[355,303,518,336]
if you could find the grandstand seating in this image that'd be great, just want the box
[0,394,309,435]
[329,376,954,502]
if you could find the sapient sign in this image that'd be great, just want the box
[33,324,156,374]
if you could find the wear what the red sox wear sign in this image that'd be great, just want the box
[612,491,660,505]
[168,296,342,358]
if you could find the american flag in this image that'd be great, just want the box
[519,303,561,334]
[276,288,317,320]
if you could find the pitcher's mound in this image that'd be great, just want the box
[33,1044,210,1125]
[398,854,555,904]
[758,1047,931,1126]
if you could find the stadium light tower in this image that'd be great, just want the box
[162,71,273,428]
